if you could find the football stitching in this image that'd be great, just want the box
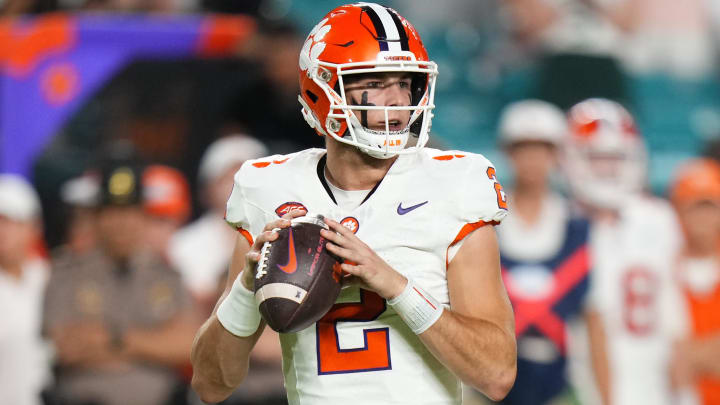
[255,240,272,280]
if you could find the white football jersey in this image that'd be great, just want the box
[226,148,507,405]
[587,195,685,405]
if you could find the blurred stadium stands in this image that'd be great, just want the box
[273,0,720,194]
[3,0,719,195]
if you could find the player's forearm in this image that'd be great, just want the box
[190,315,263,403]
[419,310,516,401]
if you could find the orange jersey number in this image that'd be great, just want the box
[316,289,391,374]
[486,167,508,210]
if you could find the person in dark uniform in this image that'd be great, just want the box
[492,100,593,405]
[43,157,200,405]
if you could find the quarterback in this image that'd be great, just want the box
[190,3,517,404]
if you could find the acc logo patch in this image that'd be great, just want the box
[275,202,307,217]
[340,216,360,234]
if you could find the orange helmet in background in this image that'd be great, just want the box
[142,165,191,223]
[298,2,438,159]
[670,158,720,208]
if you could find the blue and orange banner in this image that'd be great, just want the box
[0,13,256,177]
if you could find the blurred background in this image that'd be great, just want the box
[3,0,720,245]
[2,0,720,404]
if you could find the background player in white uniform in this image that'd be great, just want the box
[0,175,50,405]
[563,98,685,405]
[190,3,517,405]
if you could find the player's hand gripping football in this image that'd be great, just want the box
[240,208,308,290]
[321,218,408,300]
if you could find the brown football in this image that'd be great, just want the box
[254,215,342,333]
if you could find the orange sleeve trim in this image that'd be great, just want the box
[450,220,499,246]
[445,220,499,270]
[237,228,253,246]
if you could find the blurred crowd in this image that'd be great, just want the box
[398,0,720,82]
[3,0,720,405]
[0,0,262,15]
[1,134,288,405]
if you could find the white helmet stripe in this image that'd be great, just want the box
[366,3,403,52]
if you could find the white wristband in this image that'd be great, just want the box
[216,273,262,337]
[388,278,444,334]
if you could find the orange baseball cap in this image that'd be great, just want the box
[670,159,720,207]
[142,165,191,223]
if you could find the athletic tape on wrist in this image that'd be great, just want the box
[216,272,262,337]
[388,278,444,334]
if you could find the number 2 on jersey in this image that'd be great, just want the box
[486,167,508,210]
[316,289,391,374]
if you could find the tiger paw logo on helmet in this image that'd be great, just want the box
[299,18,330,74]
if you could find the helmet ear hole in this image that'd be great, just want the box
[305,90,319,104]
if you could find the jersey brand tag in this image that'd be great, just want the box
[397,201,428,215]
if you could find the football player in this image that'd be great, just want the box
[669,159,720,405]
[563,98,685,405]
[190,3,517,404]
[493,100,592,404]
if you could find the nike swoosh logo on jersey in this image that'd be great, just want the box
[397,201,429,215]
[277,228,298,274]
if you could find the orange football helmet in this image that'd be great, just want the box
[670,159,720,207]
[564,98,647,209]
[298,2,438,159]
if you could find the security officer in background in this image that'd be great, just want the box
[43,157,200,405]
